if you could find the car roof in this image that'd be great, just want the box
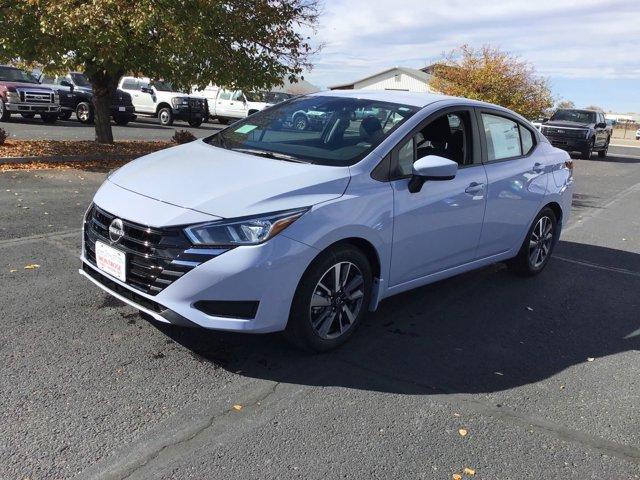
[309,89,457,107]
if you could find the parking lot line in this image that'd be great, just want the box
[0,228,80,248]
[555,255,640,278]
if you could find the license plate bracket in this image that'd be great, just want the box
[95,241,127,282]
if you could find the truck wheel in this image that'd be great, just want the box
[76,102,94,124]
[598,138,609,158]
[158,107,173,126]
[20,113,36,119]
[293,113,308,131]
[58,110,72,121]
[188,118,203,128]
[581,138,594,159]
[0,99,10,121]
[217,117,229,125]
[113,115,130,126]
[41,113,58,124]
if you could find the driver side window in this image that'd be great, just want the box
[395,111,471,177]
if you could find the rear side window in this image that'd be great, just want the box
[482,113,536,161]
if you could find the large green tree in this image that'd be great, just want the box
[429,45,553,120]
[0,0,318,143]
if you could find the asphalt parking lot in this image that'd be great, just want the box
[1,147,639,479]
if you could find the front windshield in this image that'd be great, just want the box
[551,109,596,124]
[244,91,267,102]
[205,95,419,166]
[0,66,39,84]
[70,73,91,87]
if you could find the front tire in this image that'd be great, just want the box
[158,107,173,126]
[76,102,94,124]
[507,207,557,276]
[41,113,58,124]
[581,138,594,159]
[284,245,373,352]
[598,137,609,158]
[58,110,72,121]
[0,99,10,121]
[188,117,203,128]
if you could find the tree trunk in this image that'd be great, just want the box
[86,67,123,144]
[93,85,113,144]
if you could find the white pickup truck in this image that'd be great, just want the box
[119,76,206,127]
[191,86,292,124]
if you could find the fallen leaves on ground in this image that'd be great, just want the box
[453,474,462,480]
[232,404,243,411]
[587,357,595,362]
[0,140,170,159]
[463,467,476,476]
[458,428,468,437]
[24,264,40,270]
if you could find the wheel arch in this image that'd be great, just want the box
[155,102,172,115]
[543,201,563,225]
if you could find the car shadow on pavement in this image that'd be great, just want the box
[150,241,640,396]
[574,153,640,164]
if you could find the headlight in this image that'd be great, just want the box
[7,91,19,102]
[184,208,308,246]
[171,97,189,107]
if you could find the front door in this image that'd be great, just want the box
[390,109,487,286]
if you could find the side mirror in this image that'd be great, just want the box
[408,155,458,193]
[596,122,606,129]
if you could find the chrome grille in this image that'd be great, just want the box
[543,127,587,139]
[17,89,55,104]
[83,205,226,295]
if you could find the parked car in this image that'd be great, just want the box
[0,65,59,124]
[79,91,574,351]
[540,109,610,158]
[118,77,206,127]
[38,72,136,125]
[636,128,640,140]
[530,119,544,131]
[209,88,292,124]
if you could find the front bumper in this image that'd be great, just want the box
[80,229,318,333]
[6,102,59,113]
[545,135,590,152]
[172,105,205,121]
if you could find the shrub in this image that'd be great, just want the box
[0,127,7,146]
[172,130,196,144]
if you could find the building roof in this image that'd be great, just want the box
[329,67,432,90]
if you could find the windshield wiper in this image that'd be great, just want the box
[230,148,310,164]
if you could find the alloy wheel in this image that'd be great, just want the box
[77,104,90,122]
[529,216,553,268]
[309,261,365,339]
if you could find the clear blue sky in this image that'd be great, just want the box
[305,0,640,113]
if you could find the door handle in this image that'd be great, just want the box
[532,162,544,173]
[465,182,485,194]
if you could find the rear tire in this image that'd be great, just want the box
[188,118,203,128]
[507,207,557,276]
[113,115,131,126]
[284,245,373,352]
[217,117,229,125]
[75,102,94,124]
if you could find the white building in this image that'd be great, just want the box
[329,67,437,93]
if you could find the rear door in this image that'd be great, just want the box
[475,109,548,258]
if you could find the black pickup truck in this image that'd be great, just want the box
[541,109,610,159]
[39,72,136,125]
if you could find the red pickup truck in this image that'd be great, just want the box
[0,65,60,124]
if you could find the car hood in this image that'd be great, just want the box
[108,140,351,219]
[544,120,592,128]
[2,81,52,90]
